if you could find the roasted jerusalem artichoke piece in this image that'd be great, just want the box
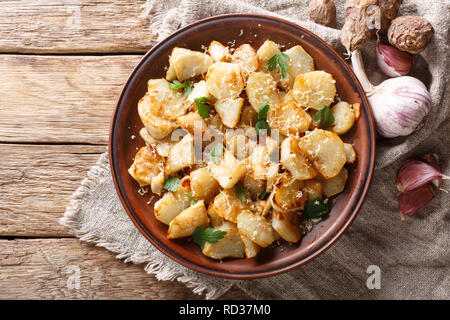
[206,62,244,100]
[167,200,209,239]
[165,133,195,175]
[280,136,317,180]
[202,222,245,259]
[237,210,276,247]
[240,234,260,259]
[246,72,282,112]
[209,149,247,189]
[271,173,307,213]
[212,188,250,223]
[267,101,312,136]
[272,210,302,243]
[190,168,220,203]
[330,101,356,135]
[319,167,349,198]
[154,185,192,225]
[128,145,164,187]
[298,129,346,179]
[167,47,214,81]
[214,97,244,128]
[293,70,336,110]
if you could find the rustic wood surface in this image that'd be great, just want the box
[0,0,252,299]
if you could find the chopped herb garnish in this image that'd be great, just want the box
[304,197,331,219]
[169,80,192,97]
[183,84,192,97]
[194,96,211,119]
[187,192,197,205]
[259,189,267,200]
[314,105,335,129]
[235,184,248,202]
[162,175,181,192]
[255,120,271,135]
[268,53,290,78]
[210,144,224,164]
[193,226,227,249]
[257,102,270,121]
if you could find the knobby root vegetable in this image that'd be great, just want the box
[388,16,434,54]
[308,0,336,27]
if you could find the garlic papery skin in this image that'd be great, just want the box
[351,50,432,138]
[396,160,447,192]
[376,42,414,77]
[398,184,435,219]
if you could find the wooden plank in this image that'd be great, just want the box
[0,54,142,144]
[0,0,156,53]
[0,238,251,299]
[0,143,105,237]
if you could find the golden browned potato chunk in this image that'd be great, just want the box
[237,210,275,247]
[240,234,260,258]
[169,47,214,81]
[213,188,249,223]
[331,101,356,135]
[344,143,357,164]
[167,200,209,239]
[128,145,164,187]
[214,97,244,128]
[298,129,346,179]
[304,179,323,200]
[243,174,266,199]
[267,101,312,135]
[154,185,192,225]
[271,173,307,213]
[186,80,211,102]
[206,62,244,99]
[232,44,259,79]
[320,168,349,198]
[239,104,258,126]
[272,210,302,243]
[137,92,178,139]
[208,41,231,62]
[207,205,224,227]
[246,72,282,112]
[165,133,195,175]
[284,45,314,87]
[176,112,207,135]
[190,168,220,203]
[280,136,318,180]
[202,222,245,259]
[293,70,336,110]
[209,149,247,189]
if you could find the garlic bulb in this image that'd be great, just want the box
[376,41,413,77]
[352,50,432,138]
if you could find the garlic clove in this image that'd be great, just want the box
[398,184,435,219]
[396,160,446,192]
[376,41,414,77]
[422,153,442,188]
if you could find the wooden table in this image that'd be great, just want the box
[0,0,250,300]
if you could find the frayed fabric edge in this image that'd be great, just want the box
[59,152,231,300]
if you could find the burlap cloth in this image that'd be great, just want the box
[60,0,449,299]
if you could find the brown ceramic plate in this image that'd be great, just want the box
[109,14,375,279]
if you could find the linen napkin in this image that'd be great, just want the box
[61,0,449,299]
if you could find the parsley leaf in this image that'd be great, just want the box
[314,105,335,129]
[183,84,192,97]
[235,184,248,202]
[255,120,271,135]
[209,144,224,164]
[193,226,227,249]
[169,80,192,97]
[194,96,211,119]
[258,102,270,121]
[187,192,197,205]
[304,197,331,219]
[268,53,290,78]
[162,175,181,192]
[259,189,267,200]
